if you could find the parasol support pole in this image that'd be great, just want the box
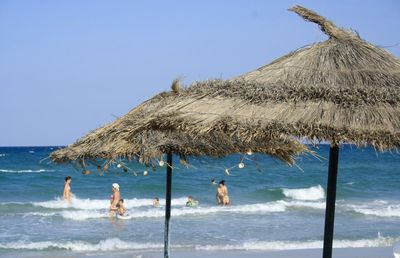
[322,144,339,258]
[164,151,173,258]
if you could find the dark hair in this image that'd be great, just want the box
[119,199,124,203]
[155,197,159,201]
[219,180,225,185]
[65,176,71,182]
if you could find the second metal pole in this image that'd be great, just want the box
[164,151,173,258]
[322,145,340,258]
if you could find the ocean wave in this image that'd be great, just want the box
[11,197,400,220]
[346,201,400,218]
[282,185,325,201]
[278,200,326,210]
[196,236,400,251]
[23,212,58,217]
[0,236,398,252]
[64,202,286,220]
[23,197,328,220]
[33,197,110,210]
[353,206,400,218]
[32,197,188,210]
[27,201,287,220]
[0,154,6,157]
[131,202,287,219]
[0,169,55,173]
[0,238,164,251]
[60,210,109,220]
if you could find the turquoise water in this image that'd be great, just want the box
[0,145,399,256]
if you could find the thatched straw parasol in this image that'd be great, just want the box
[141,6,400,258]
[51,80,307,166]
[51,80,309,258]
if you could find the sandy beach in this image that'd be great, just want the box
[1,247,394,258]
[162,247,395,258]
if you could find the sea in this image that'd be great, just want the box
[0,145,399,257]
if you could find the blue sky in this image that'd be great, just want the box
[1,0,399,146]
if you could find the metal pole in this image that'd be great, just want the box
[164,151,173,258]
[322,145,339,258]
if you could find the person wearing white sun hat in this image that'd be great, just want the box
[109,183,120,216]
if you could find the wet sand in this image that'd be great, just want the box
[1,247,394,258]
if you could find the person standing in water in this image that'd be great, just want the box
[63,176,72,202]
[216,180,230,206]
[109,183,120,216]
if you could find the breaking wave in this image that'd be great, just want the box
[282,185,325,201]
[0,236,398,251]
[0,238,163,251]
[0,169,55,173]
[196,235,399,250]
[346,200,400,218]
[32,196,187,210]
[5,196,399,220]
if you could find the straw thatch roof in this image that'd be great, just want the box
[51,81,309,166]
[144,6,400,151]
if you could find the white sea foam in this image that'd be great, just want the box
[227,202,286,213]
[394,241,400,258]
[24,212,58,218]
[60,210,109,220]
[0,238,164,251]
[32,196,188,210]
[27,196,331,220]
[23,210,108,221]
[278,200,326,210]
[59,202,287,220]
[354,206,400,217]
[33,197,110,210]
[135,202,286,218]
[28,197,400,220]
[0,169,54,173]
[347,201,400,218]
[282,185,325,201]
[29,200,288,220]
[0,236,398,252]
[196,236,400,251]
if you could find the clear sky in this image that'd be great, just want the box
[1,0,399,146]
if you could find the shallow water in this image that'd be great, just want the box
[0,145,399,256]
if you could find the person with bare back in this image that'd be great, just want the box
[109,183,120,216]
[216,180,230,206]
[63,176,72,202]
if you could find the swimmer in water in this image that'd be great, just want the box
[216,180,230,206]
[186,196,199,207]
[116,199,126,216]
[63,176,72,202]
[153,197,160,207]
